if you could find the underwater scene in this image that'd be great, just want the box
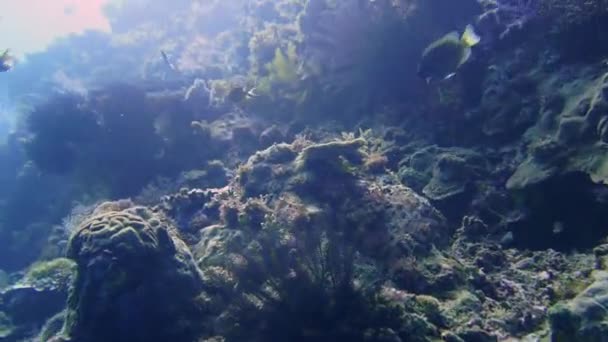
[1,0,608,341]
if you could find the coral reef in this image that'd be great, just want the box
[2,0,608,341]
[189,137,456,341]
[61,203,207,342]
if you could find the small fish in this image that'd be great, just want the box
[1,49,15,72]
[160,50,177,71]
[417,25,481,84]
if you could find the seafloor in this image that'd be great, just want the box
[1,1,608,341]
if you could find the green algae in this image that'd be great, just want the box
[295,138,366,170]
[24,258,76,288]
[0,312,14,339]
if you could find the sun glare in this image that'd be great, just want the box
[0,0,112,57]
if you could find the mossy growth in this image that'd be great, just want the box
[251,42,316,118]
[24,258,76,288]
[268,44,299,84]
[547,303,582,341]
[257,43,300,95]
[403,295,447,328]
[551,276,594,301]
[295,138,366,172]
[443,290,483,321]
[38,311,66,342]
[363,152,389,173]
[0,311,14,339]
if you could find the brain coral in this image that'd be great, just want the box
[63,204,206,342]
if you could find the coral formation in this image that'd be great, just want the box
[188,136,458,341]
[61,203,207,342]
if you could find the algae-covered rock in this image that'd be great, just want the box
[63,203,206,342]
[423,154,473,201]
[507,70,608,190]
[398,167,430,192]
[295,138,366,170]
[1,258,75,327]
[474,67,541,140]
[366,181,449,258]
[159,187,210,219]
[399,146,486,202]
[259,124,286,147]
[184,134,452,341]
[23,258,75,290]
[179,160,229,189]
[238,137,449,263]
[0,311,14,339]
[549,270,608,341]
[194,224,249,267]
[389,249,466,294]
[37,311,66,342]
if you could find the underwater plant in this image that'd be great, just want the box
[215,221,407,342]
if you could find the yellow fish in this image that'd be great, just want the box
[417,25,480,84]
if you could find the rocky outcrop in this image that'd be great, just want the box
[507,69,608,190]
[61,203,207,342]
[549,270,608,341]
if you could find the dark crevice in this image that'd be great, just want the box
[511,172,608,251]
